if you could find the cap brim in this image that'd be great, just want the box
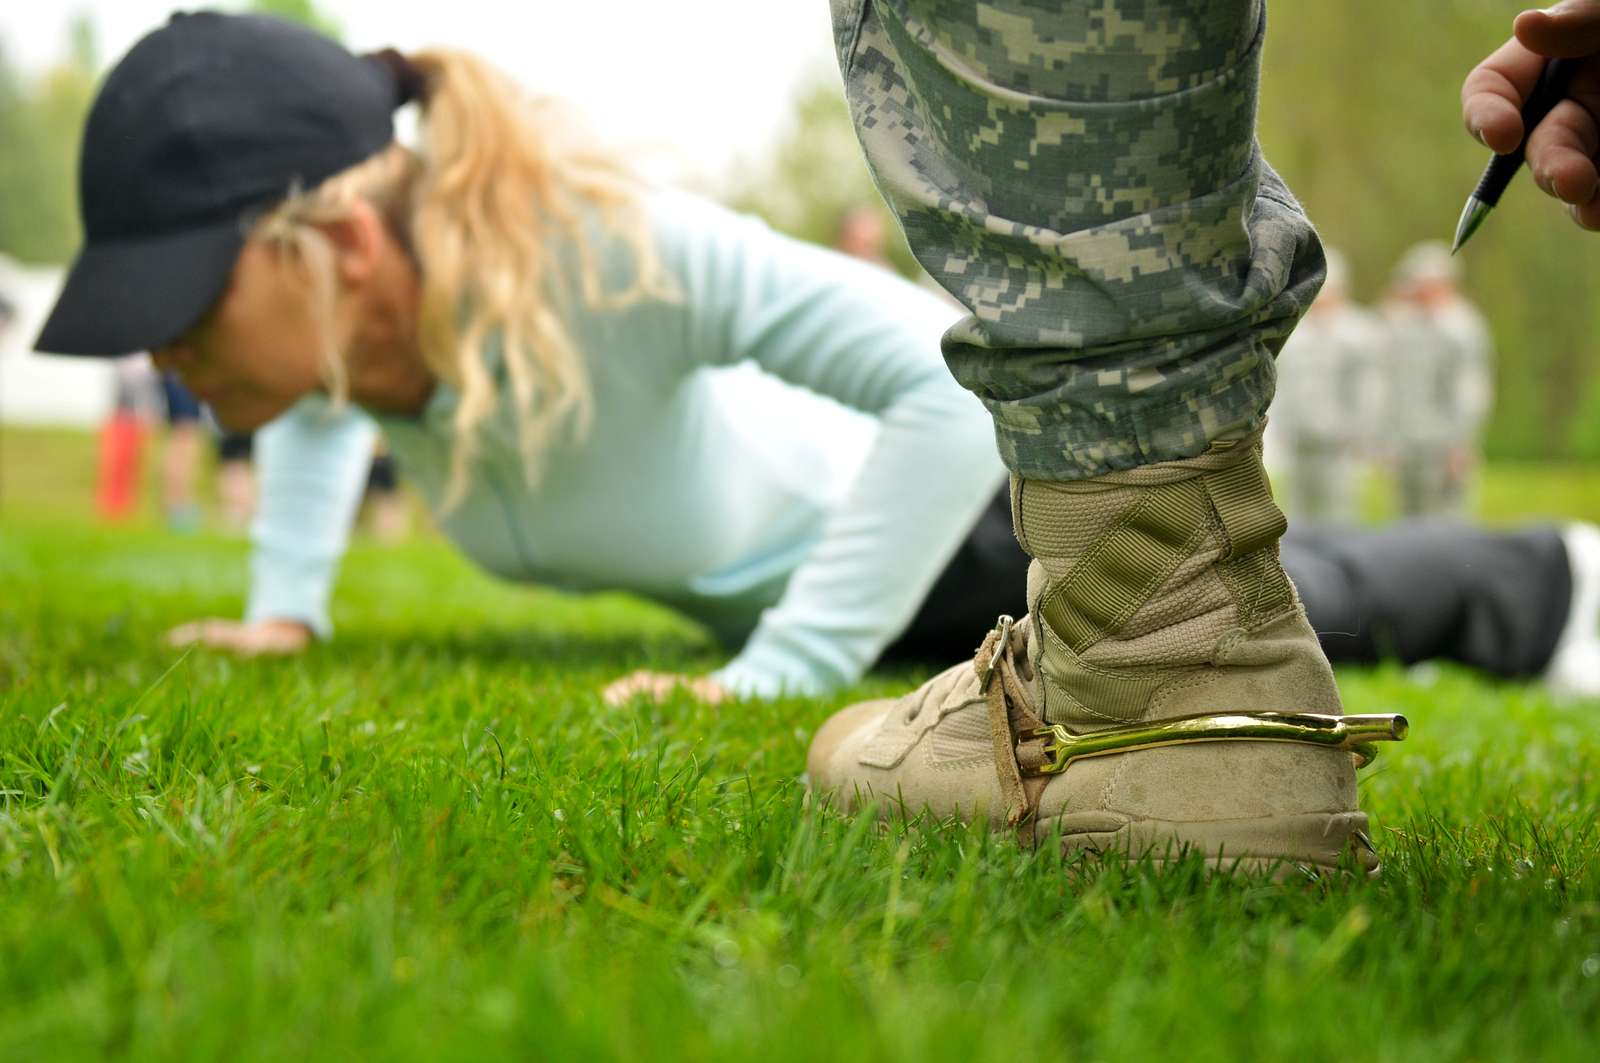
[34,219,247,357]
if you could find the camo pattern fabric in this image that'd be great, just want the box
[830,0,1326,479]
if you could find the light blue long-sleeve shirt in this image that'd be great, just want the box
[246,192,1006,696]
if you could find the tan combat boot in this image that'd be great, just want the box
[808,431,1405,875]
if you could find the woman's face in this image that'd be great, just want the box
[150,239,331,431]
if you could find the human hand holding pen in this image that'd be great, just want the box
[1462,2,1600,230]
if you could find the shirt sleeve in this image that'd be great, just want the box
[244,395,379,637]
[657,198,1006,696]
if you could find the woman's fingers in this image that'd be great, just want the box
[1515,2,1600,58]
[602,671,730,706]
[164,618,310,655]
[601,671,652,706]
[1463,36,1552,151]
[166,620,208,647]
[242,622,312,655]
[688,676,731,705]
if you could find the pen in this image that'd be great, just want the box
[1453,57,1579,253]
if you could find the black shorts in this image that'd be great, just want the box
[216,432,254,463]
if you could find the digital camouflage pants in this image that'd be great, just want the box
[831,0,1326,480]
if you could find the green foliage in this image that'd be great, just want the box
[244,0,342,40]
[0,31,95,266]
[723,74,921,279]
[2,434,1600,1059]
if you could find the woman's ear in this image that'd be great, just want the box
[317,200,389,287]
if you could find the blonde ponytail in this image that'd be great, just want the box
[256,48,672,507]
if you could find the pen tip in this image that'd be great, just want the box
[1452,197,1490,255]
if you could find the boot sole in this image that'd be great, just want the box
[1042,809,1379,878]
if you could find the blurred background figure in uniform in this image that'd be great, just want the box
[1382,241,1495,518]
[1272,248,1386,523]
[832,206,891,270]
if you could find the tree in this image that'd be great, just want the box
[0,18,96,265]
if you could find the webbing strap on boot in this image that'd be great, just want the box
[1029,432,1289,659]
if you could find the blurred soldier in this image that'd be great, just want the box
[1274,248,1386,522]
[1382,242,1494,517]
[833,206,892,269]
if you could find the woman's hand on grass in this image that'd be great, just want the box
[1462,2,1600,229]
[166,618,313,656]
[602,670,730,707]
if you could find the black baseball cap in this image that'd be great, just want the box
[36,11,407,357]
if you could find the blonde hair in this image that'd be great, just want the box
[254,49,672,506]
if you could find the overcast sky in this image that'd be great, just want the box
[0,1,840,184]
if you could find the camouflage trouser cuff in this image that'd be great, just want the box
[978,344,1278,481]
[836,0,1323,483]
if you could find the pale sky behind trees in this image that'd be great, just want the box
[0,1,839,185]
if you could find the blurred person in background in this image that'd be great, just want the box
[95,358,209,528]
[362,436,410,542]
[833,206,892,269]
[37,13,1009,699]
[96,354,160,520]
[1382,241,1494,518]
[1272,248,1386,523]
[156,371,205,531]
[214,429,256,532]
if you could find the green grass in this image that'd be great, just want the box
[3,428,1600,1061]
